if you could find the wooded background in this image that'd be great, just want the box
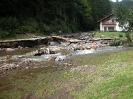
[0,0,132,38]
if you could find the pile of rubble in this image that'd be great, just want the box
[0,32,111,77]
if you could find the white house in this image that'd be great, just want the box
[98,13,128,31]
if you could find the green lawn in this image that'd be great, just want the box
[70,49,133,99]
[95,31,126,38]
[0,48,133,99]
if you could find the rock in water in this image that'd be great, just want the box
[55,55,66,61]
[5,48,15,51]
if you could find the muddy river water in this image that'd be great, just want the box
[0,46,132,62]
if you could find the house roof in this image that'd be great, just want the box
[97,13,115,23]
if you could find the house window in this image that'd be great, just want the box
[104,27,107,31]
[112,19,114,22]
[105,19,109,22]
[108,27,114,31]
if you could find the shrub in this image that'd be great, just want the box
[0,17,19,37]
[21,18,39,33]
[39,23,51,33]
[125,32,132,42]
[21,25,33,33]
[50,19,71,34]
[109,39,123,46]
[68,23,77,33]
[0,17,19,30]
[57,20,71,33]
[119,34,123,37]
[0,28,8,39]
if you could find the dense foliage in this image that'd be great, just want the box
[111,0,133,10]
[113,2,133,42]
[121,0,133,8]
[0,0,111,38]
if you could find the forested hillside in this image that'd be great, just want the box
[0,0,111,38]
[121,0,133,8]
[111,0,133,10]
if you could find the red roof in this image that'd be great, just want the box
[97,13,115,23]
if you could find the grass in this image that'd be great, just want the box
[0,47,133,98]
[95,31,126,38]
[0,66,68,99]
[70,50,133,99]
[95,31,133,46]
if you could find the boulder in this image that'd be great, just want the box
[34,49,44,56]
[55,55,66,61]
[48,41,60,46]
[91,42,98,50]
[5,48,15,51]
[49,46,61,54]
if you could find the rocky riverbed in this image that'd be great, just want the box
[0,32,128,78]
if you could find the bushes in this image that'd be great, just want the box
[21,18,73,35]
[0,28,8,39]
[21,18,39,33]
[0,17,40,38]
[0,17,19,30]
[38,23,51,34]
[118,34,123,37]
[49,19,72,34]
[125,32,132,42]
[0,16,79,38]
[0,17,19,37]
[109,39,123,46]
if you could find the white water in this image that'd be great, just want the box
[19,46,132,62]
[72,49,95,55]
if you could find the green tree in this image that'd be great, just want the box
[127,6,133,41]
[114,4,129,30]
[0,17,19,37]
[0,0,112,36]
[89,0,111,29]
[129,6,133,28]
[77,0,93,30]
[121,0,133,8]
[114,3,132,42]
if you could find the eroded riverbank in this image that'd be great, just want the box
[0,45,132,78]
[0,32,132,78]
